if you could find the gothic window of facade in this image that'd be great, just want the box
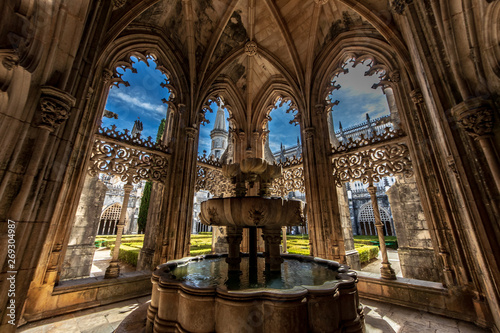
[357,202,393,236]
[98,203,122,235]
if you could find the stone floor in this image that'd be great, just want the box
[89,248,136,278]
[17,296,489,333]
[360,248,403,277]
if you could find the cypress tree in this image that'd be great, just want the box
[137,118,166,233]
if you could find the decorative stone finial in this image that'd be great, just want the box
[38,86,76,132]
[245,41,257,56]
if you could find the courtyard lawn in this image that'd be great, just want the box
[98,233,388,267]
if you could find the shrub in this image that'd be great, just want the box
[109,244,140,267]
[356,245,379,264]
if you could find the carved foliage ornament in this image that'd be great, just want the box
[451,99,495,139]
[392,0,414,14]
[454,108,494,139]
[39,86,76,132]
[332,143,413,187]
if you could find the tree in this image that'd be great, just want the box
[137,118,166,233]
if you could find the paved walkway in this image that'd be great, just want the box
[17,296,489,333]
[360,248,403,277]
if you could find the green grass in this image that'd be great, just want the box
[97,233,388,265]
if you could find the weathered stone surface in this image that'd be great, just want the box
[61,176,107,280]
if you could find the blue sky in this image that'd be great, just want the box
[328,62,390,131]
[102,57,170,140]
[103,57,388,154]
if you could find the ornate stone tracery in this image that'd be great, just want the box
[88,126,170,184]
[331,127,407,154]
[332,142,413,187]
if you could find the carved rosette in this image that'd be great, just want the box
[245,41,258,56]
[452,99,494,139]
[38,86,76,132]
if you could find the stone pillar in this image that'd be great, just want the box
[367,182,396,280]
[61,176,107,280]
[226,226,243,271]
[302,105,347,263]
[337,186,360,270]
[386,175,440,282]
[262,227,283,272]
[105,182,133,278]
[281,226,288,254]
[137,182,164,271]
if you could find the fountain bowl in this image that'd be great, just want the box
[146,254,364,333]
[199,197,305,228]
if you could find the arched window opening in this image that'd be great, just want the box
[327,56,439,282]
[61,54,175,281]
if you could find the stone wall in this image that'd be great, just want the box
[386,175,440,282]
[61,176,107,280]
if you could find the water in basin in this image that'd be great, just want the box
[169,257,340,290]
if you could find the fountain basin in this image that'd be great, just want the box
[146,254,364,333]
[199,197,305,228]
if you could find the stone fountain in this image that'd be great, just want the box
[141,158,364,332]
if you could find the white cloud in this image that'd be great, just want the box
[110,91,167,119]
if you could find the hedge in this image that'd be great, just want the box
[109,244,141,267]
[356,245,380,264]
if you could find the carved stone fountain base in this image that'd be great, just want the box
[143,254,364,333]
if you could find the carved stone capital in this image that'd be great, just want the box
[304,127,315,140]
[112,0,127,9]
[38,86,76,132]
[410,89,424,105]
[185,127,198,139]
[315,104,326,114]
[392,0,413,15]
[102,69,113,83]
[245,41,258,56]
[1,52,19,71]
[451,98,494,139]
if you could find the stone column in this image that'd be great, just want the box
[452,99,499,190]
[105,181,133,278]
[61,176,107,279]
[226,226,243,271]
[367,182,396,280]
[281,226,288,254]
[337,186,360,270]
[137,182,164,271]
[262,227,283,272]
[386,175,440,282]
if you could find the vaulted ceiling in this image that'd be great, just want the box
[106,0,402,125]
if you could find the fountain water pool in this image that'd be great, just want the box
[146,254,364,333]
